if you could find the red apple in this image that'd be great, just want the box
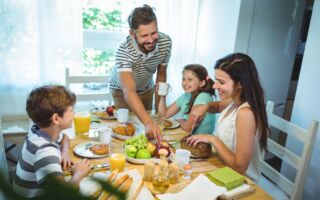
[106,105,116,116]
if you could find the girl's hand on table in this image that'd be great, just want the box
[186,134,214,148]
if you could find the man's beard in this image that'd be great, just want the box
[135,36,158,53]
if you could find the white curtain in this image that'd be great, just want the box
[0,0,83,116]
[155,0,201,104]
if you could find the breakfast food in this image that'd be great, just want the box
[164,119,173,127]
[94,111,110,118]
[112,122,136,136]
[89,143,109,155]
[180,135,212,158]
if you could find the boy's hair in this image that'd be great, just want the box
[128,4,157,31]
[26,85,76,128]
[214,53,270,151]
[183,64,215,114]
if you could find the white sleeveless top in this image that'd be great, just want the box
[215,102,261,182]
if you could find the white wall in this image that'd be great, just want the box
[289,0,320,199]
[239,0,305,114]
[194,0,241,78]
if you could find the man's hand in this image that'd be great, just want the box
[145,121,162,143]
[190,104,209,123]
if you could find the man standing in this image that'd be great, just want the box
[109,5,172,140]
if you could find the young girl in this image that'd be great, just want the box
[187,53,270,181]
[158,64,216,134]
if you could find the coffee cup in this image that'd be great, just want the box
[115,108,129,123]
[158,82,171,96]
[97,127,112,144]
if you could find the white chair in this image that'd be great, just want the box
[0,118,9,183]
[258,101,319,200]
[65,67,113,104]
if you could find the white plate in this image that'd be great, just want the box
[73,141,108,158]
[126,156,161,165]
[111,123,143,140]
[164,118,180,129]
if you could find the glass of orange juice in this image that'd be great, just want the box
[109,153,126,172]
[74,112,91,136]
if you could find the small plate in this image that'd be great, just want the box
[73,141,108,158]
[164,118,180,129]
[93,111,116,120]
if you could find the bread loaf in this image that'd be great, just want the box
[180,136,212,158]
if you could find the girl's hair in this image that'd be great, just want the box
[26,85,76,128]
[183,64,215,114]
[214,53,269,151]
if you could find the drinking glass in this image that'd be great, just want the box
[109,153,126,172]
[74,112,91,136]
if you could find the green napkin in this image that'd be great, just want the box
[206,166,244,190]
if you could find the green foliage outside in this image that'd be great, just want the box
[82,7,125,75]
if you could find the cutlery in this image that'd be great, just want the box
[79,142,94,154]
[64,163,110,175]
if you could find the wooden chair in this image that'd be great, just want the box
[65,67,112,104]
[258,101,319,200]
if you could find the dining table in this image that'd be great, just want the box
[64,112,273,200]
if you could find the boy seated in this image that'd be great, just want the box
[13,85,91,198]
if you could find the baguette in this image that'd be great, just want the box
[108,177,133,200]
[98,170,120,200]
[99,174,129,200]
[107,169,119,183]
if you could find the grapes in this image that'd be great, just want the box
[124,135,148,151]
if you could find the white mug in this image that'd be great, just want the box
[97,127,112,144]
[115,108,129,123]
[158,82,171,96]
[174,149,191,169]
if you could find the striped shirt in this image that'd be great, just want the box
[13,125,63,198]
[109,32,172,94]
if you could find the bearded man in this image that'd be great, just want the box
[109,4,172,141]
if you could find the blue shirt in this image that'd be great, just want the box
[176,92,216,134]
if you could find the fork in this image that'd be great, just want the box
[79,142,93,154]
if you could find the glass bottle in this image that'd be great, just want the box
[169,163,180,184]
[152,150,170,193]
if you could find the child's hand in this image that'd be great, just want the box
[71,159,91,179]
[61,150,72,171]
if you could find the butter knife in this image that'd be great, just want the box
[190,119,202,135]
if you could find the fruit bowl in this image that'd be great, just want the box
[123,136,172,165]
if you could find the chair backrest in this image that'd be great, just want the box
[0,117,9,182]
[65,67,113,103]
[261,101,319,200]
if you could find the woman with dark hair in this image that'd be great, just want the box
[187,53,270,181]
[158,64,216,134]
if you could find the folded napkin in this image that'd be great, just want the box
[157,174,227,200]
[206,167,244,190]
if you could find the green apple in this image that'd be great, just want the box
[136,149,151,159]
[125,145,137,158]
